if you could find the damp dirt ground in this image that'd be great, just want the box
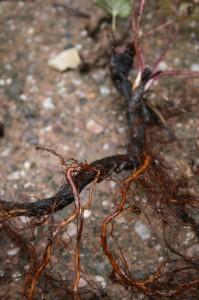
[0,1,199,299]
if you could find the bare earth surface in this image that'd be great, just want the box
[0,1,199,299]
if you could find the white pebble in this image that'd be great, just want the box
[20,94,27,101]
[12,272,21,281]
[134,221,151,240]
[100,86,110,97]
[42,97,55,110]
[83,209,92,218]
[86,119,104,134]
[28,27,34,35]
[118,115,124,121]
[5,64,12,70]
[24,161,31,169]
[61,145,70,152]
[66,222,77,237]
[158,256,164,262]
[174,58,180,65]
[157,62,168,71]
[8,171,21,180]
[100,281,107,288]
[7,247,20,256]
[118,127,125,134]
[191,64,199,72]
[75,44,83,50]
[20,170,26,177]
[94,275,105,282]
[72,79,82,86]
[110,181,116,189]
[186,244,199,257]
[1,148,11,157]
[94,275,107,288]
[0,79,5,86]
[103,143,110,150]
[6,78,12,85]
[43,125,52,132]
[75,142,80,148]
[80,30,88,37]
[48,48,81,72]
[19,216,29,224]
[78,277,87,287]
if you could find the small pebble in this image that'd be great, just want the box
[80,30,88,37]
[21,170,26,177]
[75,90,85,98]
[19,216,29,223]
[134,221,151,240]
[118,127,125,134]
[103,143,110,150]
[100,86,110,97]
[83,209,92,219]
[28,27,34,35]
[7,247,20,256]
[116,216,125,225]
[12,272,21,281]
[6,78,12,85]
[72,79,82,86]
[20,94,27,101]
[92,70,106,83]
[86,119,103,134]
[42,97,55,110]
[110,181,116,189]
[157,62,168,71]
[24,182,31,189]
[94,275,107,288]
[75,142,80,148]
[24,161,31,169]
[191,63,199,72]
[155,244,161,251]
[95,275,105,282]
[101,281,107,289]
[0,79,5,86]
[5,64,12,70]
[61,145,70,152]
[1,148,11,157]
[48,48,81,72]
[66,222,77,237]
[43,125,52,132]
[78,277,87,287]
[174,57,180,65]
[186,244,199,257]
[75,44,83,50]
[8,171,21,180]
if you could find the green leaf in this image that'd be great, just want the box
[95,0,131,31]
[95,0,131,19]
